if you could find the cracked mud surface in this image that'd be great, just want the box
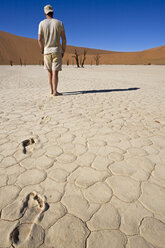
[0,65,165,248]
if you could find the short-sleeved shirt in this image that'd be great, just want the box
[38,18,65,55]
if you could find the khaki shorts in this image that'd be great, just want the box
[44,53,62,71]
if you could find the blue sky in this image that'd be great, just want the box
[0,0,164,52]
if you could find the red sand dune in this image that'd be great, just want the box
[0,31,165,65]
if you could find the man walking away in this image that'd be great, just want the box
[38,5,66,96]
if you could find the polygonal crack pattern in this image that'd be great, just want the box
[0,65,165,248]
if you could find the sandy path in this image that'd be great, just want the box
[0,65,165,248]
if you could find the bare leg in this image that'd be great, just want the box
[48,70,53,94]
[52,70,62,96]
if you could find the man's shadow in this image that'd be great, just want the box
[62,87,140,95]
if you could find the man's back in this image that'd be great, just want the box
[38,18,64,54]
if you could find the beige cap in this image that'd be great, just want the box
[44,5,54,14]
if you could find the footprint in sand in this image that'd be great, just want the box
[7,192,47,248]
[40,115,51,125]
[38,105,44,110]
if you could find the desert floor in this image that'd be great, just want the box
[0,65,165,248]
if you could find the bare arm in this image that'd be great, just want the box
[38,34,44,54]
[61,30,66,57]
